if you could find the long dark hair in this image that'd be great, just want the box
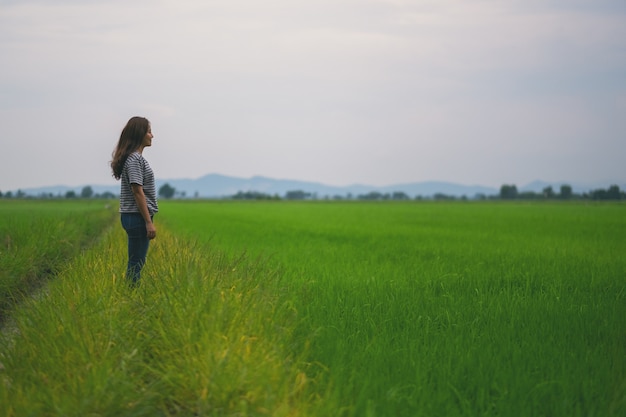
[111,116,150,180]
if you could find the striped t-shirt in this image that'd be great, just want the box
[119,152,159,214]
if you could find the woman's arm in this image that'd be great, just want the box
[131,183,157,240]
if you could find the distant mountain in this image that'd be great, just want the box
[157,174,499,198]
[9,174,625,199]
[152,175,626,198]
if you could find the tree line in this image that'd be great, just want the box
[1,183,624,201]
[229,184,625,201]
[497,184,625,201]
[0,184,179,200]
[0,186,115,200]
[227,184,626,201]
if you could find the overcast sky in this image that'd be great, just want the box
[1,0,625,191]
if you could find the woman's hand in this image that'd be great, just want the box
[146,222,157,240]
[131,183,157,240]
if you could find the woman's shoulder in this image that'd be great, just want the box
[123,152,146,171]
[126,152,145,164]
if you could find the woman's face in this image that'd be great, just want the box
[142,125,153,148]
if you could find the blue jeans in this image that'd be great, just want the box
[121,213,152,286]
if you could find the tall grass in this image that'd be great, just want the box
[160,201,626,416]
[0,200,116,317]
[0,221,321,416]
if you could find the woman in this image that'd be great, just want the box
[111,116,158,286]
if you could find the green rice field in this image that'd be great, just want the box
[1,200,624,416]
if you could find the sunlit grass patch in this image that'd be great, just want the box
[0,200,116,318]
[0,223,319,416]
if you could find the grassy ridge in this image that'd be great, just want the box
[0,222,321,416]
[0,200,116,317]
[159,201,626,416]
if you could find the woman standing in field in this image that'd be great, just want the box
[111,116,158,286]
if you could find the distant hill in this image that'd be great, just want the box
[157,174,499,199]
[9,174,625,199]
